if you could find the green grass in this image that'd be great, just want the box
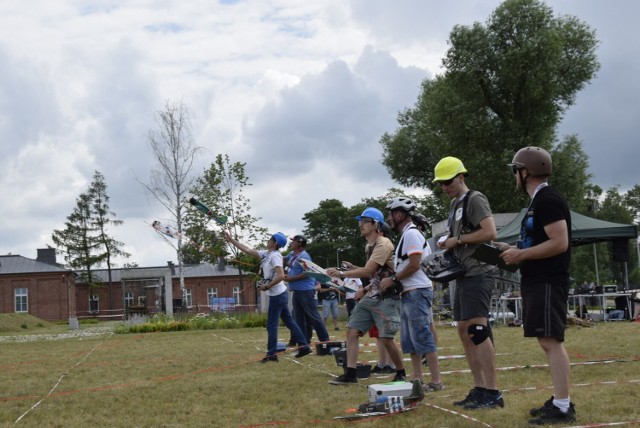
[0,316,638,427]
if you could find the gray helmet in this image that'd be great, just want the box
[510,146,552,177]
[385,197,416,213]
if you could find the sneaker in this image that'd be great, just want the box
[530,396,555,417]
[463,390,504,410]
[371,365,385,374]
[334,327,340,331]
[392,372,407,382]
[529,402,576,425]
[381,365,396,374]
[260,354,278,363]
[287,341,296,348]
[424,382,445,392]
[454,388,481,407]
[328,374,357,385]
[295,346,312,358]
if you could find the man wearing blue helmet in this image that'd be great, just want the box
[223,231,311,363]
[326,207,406,385]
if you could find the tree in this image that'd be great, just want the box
[142,100,202,309]
[184,154,268,268]
[52,172,129,308]
[380,0,600,214]
[88,171,130,309]
[52,192,103,286]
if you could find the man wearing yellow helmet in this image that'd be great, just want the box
[433,156,503,410]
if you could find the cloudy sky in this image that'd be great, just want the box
[1,0,638,268]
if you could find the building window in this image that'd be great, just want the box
[207,288,218,306]
[185,288,193,308]
[233,286,241,304]
[90,294,99,313]
[138,296,147,306]
[15,288,28,313]
[125,292,134,307]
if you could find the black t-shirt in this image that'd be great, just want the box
[519,186,571,282]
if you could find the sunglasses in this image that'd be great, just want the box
[438,177,455,186]
[511,165,521,175]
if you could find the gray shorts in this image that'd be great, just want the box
[346,295,401,338]
[452,273,493,321]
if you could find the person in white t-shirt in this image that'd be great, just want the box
[223,231,311,363]
[382,197,444,391]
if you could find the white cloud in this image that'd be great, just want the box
[0,0,638,266]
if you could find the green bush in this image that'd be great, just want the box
[114,312,267,334]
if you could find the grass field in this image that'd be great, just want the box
[1,314,639,428]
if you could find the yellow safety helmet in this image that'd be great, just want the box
[432,157,468,183]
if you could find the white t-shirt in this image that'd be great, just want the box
[344,277,363,299]
[394,224,432,291]
[258,250,287,296]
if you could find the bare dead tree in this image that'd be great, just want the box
[141,100,202,312]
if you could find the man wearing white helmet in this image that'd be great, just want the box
[326,207,406,385]
[433,156,502,410]
[382,197,444,391]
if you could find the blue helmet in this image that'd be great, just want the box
[271,232,287,249]
[355,207,384,224]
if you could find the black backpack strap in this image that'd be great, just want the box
[397,226,427,264]
[461,190,476,232]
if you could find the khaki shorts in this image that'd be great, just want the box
[346,295,401,338]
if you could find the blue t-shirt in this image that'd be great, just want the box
[284,250,316,291]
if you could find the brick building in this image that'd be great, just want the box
[0,249,77,321]
[1,248,256,321]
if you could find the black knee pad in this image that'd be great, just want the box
[468,324,489,345]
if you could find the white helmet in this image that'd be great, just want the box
[386,197,416,213]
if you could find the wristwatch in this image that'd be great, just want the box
[391,275,398,282]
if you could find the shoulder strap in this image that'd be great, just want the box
[461,190,475,231]
[397,226,427,263]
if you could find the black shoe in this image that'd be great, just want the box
[287,341,296,348]
[392,372,407,382]
[463,390,504,410]
[295,346,312,358]
[454,388,481,407]
[328,374,357,385]
[260,354,278,363]
[530,396,555,417]
[371,365,385,374]
[529,402,576,425]
[381,365,396,374]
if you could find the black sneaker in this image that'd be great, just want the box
[392,372,407,382]
[530,396,555,417]
[295,346,312,358]
[371,365,385,374]
[328,374,357,385]
[463,390,504,410]
[381,365,396,374]
[529,402,576,425]
[260,354,278,363]
[454,388,481,407]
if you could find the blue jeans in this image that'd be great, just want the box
[400,288,436,355]
[267,291,307,356]
[292,290,330,342]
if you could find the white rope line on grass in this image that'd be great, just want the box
[565,422,640,427]
[14,341,103,425]
[421,402,495,428]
